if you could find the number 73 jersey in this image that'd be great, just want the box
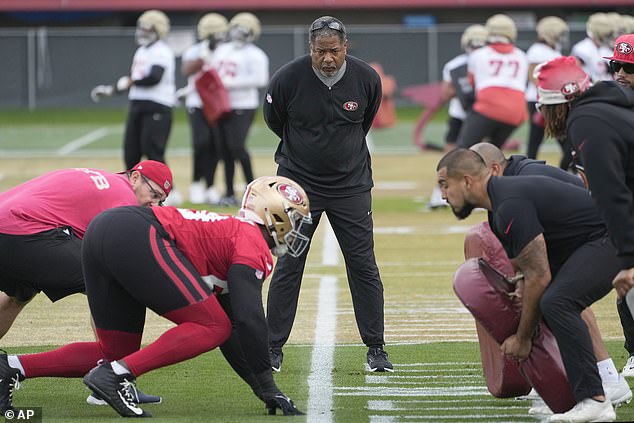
[467,44,528,125]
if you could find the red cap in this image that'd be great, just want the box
[535,56,591,105]
[603,34,634,65]
[131,160,173,195]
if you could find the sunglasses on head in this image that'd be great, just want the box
[310,19,344,33]
[610,60,634,74]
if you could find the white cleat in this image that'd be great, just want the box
[604,376,633,407]
[517,388,541,401]
[528,398,553,416]
[189,182,206,204]
[548,398,615,423]
[622,356,634,378]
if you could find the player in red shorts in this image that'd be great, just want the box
[0,176,310,418]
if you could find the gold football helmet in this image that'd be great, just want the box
[485,14,517,43]
[460,24,488,52]
[229,12,261,43]
[136,10,170,46]
[197,13,228,41]
[537,16,569,49]
[240,176,312,257]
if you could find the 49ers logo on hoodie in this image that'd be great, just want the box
[342,101,358,111]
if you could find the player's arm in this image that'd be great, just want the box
[362,72,382,134]
[502,234,551,360]
[440,80,456,103]
[133,65,165,87]
[221,264,303,415]
[571,118,634,296]
[263,76,286,139]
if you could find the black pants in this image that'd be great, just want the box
[526,102,544,159]
[456,110,518,149]
[82,206,213,332]
[188,107,221,186]
[0,228,84,302]
[217,109,255,197]
[540,235,620,402]
[266,182,385,349]
[123,100,173,169]
[445,116,463,145]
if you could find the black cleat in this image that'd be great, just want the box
[265,393,304,416]
[83,362,150,417]
[87,386,162,406]
[367,346,394,372]
[270,348,283,373]
[0,351,23,414]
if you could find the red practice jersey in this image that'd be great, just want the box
[152,207,274,293]
[0,168,138,238]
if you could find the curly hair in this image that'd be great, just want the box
[542,102,571,139]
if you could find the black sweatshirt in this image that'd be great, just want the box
[263,55,381,196]
[567,81,634,268]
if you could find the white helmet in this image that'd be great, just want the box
[536,16,569,48]
[136,10,170,46]
[485,14,517,43]
[240,176,312,258]
[622,15,634,34]
[586,12,615,46]
[197,13,228,41]
[460,24,488,51]
[229,12,261,43]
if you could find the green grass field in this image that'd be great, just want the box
[1,107,632,422]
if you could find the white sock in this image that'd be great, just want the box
[7,355,25,377]
[110,361,130,375]
[598,358,619,384]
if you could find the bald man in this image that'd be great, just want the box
[437,148,618,421]
[469,142,632,409]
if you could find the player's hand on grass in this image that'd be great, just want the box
[264,391,304,416]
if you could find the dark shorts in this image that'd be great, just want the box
[0,227,84,302]
[82,206,214,332]
[445,117,463,144]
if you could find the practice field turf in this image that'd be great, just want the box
[1,108,633,421]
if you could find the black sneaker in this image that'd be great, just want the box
[367,347,394,372]
[0,351,23,413]
[87,386,162,406]
[218,196,239,207]
[83,362,150,417]
[270,348,283,373]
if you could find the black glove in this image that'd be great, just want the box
[264,392,304,416]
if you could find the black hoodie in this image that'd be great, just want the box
[566,81,634,268]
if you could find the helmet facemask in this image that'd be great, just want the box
[135,23,158,46]
[264,206,312,257]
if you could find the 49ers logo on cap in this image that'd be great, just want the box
[617,42,633,55]
[342,101,358,111]
[278,184,303,204]
[561,81,580,98]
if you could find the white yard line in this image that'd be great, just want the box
[307,218,339,423]
[56,127,110,155]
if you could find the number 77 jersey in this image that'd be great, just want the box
[468,44,529,126]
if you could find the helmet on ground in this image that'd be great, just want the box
[536,16,569,47]
[229,12,261,43]
[586,12,615,46]
[240,176,312,258]
[485,14,517,43]
[535,56,591,105]
[136,10,170,46]
[197,13,228,41]
[460,25,488,51]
